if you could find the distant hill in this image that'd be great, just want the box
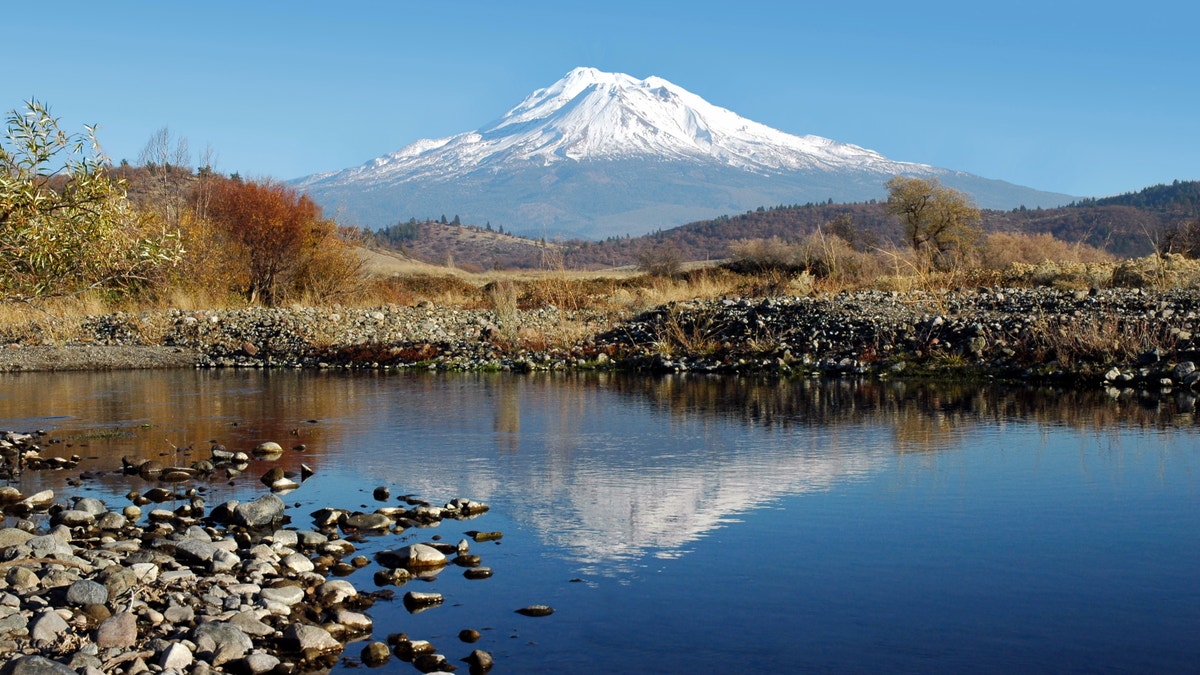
[372,181,1200,270]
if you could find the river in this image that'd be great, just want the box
[2,370,1198,672]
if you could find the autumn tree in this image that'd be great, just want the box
[206,178,360,305]
[0,100,183,302]
[886,176,981,269]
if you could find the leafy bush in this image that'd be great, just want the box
[0,100,182,302]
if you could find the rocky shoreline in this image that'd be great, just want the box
[0,431,509,674]
[3,287,1200,390]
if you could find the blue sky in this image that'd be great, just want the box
[6,1,1197,198]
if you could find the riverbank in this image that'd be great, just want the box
[3,287,1200,390]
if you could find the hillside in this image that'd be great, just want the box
[376,181,1200,270]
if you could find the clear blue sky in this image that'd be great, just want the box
[6,0,1197,198]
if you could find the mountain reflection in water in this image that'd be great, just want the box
[1,370,1194,568]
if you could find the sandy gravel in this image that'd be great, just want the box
[0,345,201,372]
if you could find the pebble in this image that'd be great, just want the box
[0,435,511,674]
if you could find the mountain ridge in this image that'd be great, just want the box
[295,67,1076,238]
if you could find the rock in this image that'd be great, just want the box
[412,653,452,673]
[241,653,280,674]
[229,611,275,637]
[0,655,77,675]
[51,510,95,527]
[333,608,373,633]
[361,641,391,666]
[174,537,219,565]
[0,528,34,548]
[20,490,54,509]
[260,467,286,486]
[296,530,329,548]
[341,513,392,531]
[516,605,555,617]
[233,494,285,528]
[65,579,108,606]
[5,567,39,592]
[95,512,126,530]
[260,585,305,606]
[28,610,70,645]
[1174,361,1197,379]
[94,611,137,649]
[194,622,253,666]
[377,544,447,569]
[373,568,411,586]
[252,441,283,456]
[282,622,342,653]
[280,552,316,574]
[373,486,390,501]
[403,591,444,611]
[464,649,494,673]
[464,567,493,580]
[163,604,195,624]
[159,643,194,670]
[315,579,357,605]
[470,531,503,542]
[459,629,481,643]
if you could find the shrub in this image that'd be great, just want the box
[979,232,1112,269]
[0,100,183,302]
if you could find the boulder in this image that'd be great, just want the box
[233,494,285,528]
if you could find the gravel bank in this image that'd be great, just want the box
[3,288,1200,388]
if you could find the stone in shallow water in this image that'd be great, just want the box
[233,494,285,528]
[464,648,494,673]
[253,441,283,456]
[515,605,554,617]
[342,512,392,531]
[377,544,446,570]
[361,641,390,666]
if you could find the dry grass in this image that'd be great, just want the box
[1016,315,1180,369]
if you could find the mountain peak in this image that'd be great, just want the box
[292,67,1074,236]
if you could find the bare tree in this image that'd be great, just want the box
[138,126,192,226]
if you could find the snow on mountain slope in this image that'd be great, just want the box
[298,67,937,188]
[293,67,1073,236]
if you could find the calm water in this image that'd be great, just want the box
[1,370,1199,673]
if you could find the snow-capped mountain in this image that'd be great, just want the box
[294,67,1073,238]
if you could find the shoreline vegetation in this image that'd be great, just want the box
[5,264,1200,395]
[5,100,1200,396]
